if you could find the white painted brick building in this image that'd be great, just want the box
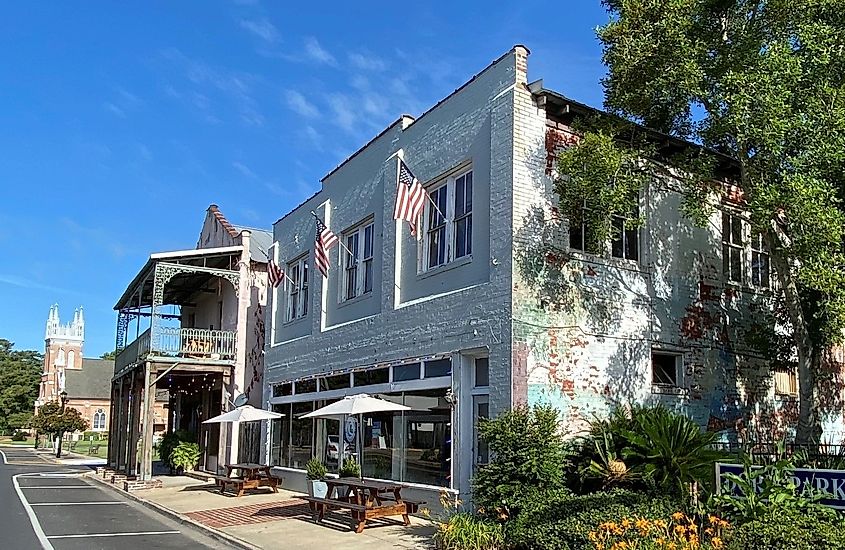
[263,46,845,501]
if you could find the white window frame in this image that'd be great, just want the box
[651,350,682,389]
[92,408,106,431]
[286,255,309,322]
[569,198,641,262]
[420,168,473,272]
[722,211,744,284]
[750,232,771,288]
[341,220,375,302]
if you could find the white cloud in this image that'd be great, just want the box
[327,94,357,134]
[348,52,386,71]
[232,161,258,179]
[103,102,126,118]
[304,37,336,66]
[303,125,323,151]
[239,18,280,43]
[284,90,319,118]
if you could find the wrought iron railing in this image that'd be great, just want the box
[711,441,845,469]
[157,327,236,360]
[115,327,235,373]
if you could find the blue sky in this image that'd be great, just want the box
[0,1,608,356]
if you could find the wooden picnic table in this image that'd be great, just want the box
[212,463,280,497]
[305,478,422,534]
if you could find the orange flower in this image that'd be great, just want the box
[674,524,687,535]
[712,537,724,549]
[672,512,686,521]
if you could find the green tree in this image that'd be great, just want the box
[30,400,88,436]
[0,339,42,434]
[558,0,845,443]
[99,350,116,360]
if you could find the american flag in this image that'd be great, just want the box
[267,259,284,288]
[314,217,338,277]
[393,159,426,234]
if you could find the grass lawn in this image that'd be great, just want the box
[68,439,108,458]
[0,436,36,446]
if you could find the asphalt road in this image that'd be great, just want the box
[0,447,234,550]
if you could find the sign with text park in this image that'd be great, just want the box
[716,462,845,510]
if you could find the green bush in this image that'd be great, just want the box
[156,430,195,469]
[339,457,361,478]
[506,489,681,550]
[569,404,724,497]
[11,430,27,441]
[169,442,200,471]
[473,404,569,521]
[306,458,327,480]
[712,452,828,522]
[432,512,505,550]
[725,509,845,550]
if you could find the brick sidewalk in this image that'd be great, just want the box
[186,498,310,528]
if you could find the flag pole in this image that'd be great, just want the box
[268,244,295,285]
[310,210,354,257]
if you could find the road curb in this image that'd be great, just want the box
[86,473,261,550]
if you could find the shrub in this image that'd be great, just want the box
[712,453,829,522]
[156,430,195,468]
[473,404,569,521]
[725,509,845,550]
[169,442,200,471]
[11,430,27,441]
[306,458,327,480]
[506,489,681,550]
[339,457,361,478]
[570,404,724,497]
[433,512,505,550]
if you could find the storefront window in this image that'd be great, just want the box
[270,404,290,467]
[403,389,451,486]
[290,401,314,468]
[271,366,453,487]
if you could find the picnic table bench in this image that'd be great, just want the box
[212,463,280,497]
[302,478,423,533]
[88,444,101,456]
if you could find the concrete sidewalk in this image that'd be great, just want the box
[93,473,435,550]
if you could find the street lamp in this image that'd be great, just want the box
[56,390,68,459]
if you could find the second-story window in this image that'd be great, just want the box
[422,168,473,271]
[611,204,639,261]
[569,201,601,255]
[342,220,374,301]
[722,211,743,283]
[286,255,309,321]
[751,233,770,288]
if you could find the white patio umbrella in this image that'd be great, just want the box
[203,404,284,424]
[301,394,411,476]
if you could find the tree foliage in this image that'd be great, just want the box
[30,400,88,435]
[0,339,42,434]
[472,404,570,520]
[558,0,845,442]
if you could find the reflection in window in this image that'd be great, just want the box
[361,389,451,486]
[269,404,290,467]
[290,402,314,469]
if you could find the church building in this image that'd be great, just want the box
[35,304,166,437]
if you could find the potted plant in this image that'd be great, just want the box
[306,457,328,498]
[339,457,361,478]
[169,441,201,473]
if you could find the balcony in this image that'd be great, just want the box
[113,245,245,377]
[115,327,237,374]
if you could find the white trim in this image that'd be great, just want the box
[269,376,451,405]
[150,245,243,260]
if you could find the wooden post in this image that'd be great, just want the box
[116,375,127,471]
[107,381,119,467]
[127,369,139,475]
[140,362,156,481]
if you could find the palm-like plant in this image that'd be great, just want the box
[619,405,723,495]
